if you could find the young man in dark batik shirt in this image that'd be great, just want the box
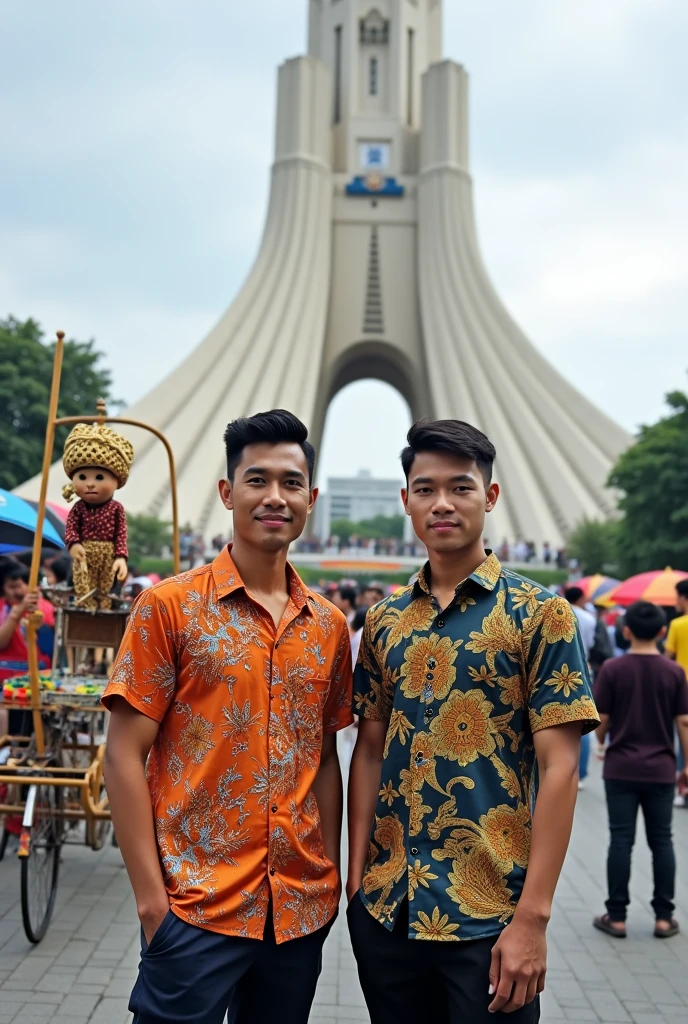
[347,420,599,1024]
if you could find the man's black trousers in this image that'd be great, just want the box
[604,778,676,922]
[347,894,540,1024]
[130,905,334,1024]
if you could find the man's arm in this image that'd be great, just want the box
[489,722,582,1015]
[346,718,387,902]
[103,697,169,943]
[676,714,688,789]
[595,712,610,746]
[311,733,344,882]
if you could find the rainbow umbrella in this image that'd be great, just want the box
[606,568,688,608]
[576,575,621,606]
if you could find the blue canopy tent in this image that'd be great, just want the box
[0,489,66,555]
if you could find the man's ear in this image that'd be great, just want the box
[401,488,411,515]
[218,479,233,511]
[307,486,319,515]
[485,482,500,513]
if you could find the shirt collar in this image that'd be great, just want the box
[211,544,313,615]
[415,550,503,598]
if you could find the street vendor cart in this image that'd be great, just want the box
[0,332,180,942]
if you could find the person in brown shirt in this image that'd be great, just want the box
[593,601,688,939]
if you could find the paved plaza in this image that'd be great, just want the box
[1,756,688,1024]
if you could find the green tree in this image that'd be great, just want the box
[567,517,619,576]
[0,316,117,491]
[329,514,405,541]
[127,514,173,568]
[609,386,688,576]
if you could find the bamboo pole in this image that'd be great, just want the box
[26,331,65,755]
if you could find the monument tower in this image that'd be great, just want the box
[23,0,630,546]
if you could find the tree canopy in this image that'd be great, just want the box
[567,517,619,576]
[127,513,173,568]
[0,317,117,492]
[609,386,688,576]
[329,514,406,541]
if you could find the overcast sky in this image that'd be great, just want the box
[2,0,687,486]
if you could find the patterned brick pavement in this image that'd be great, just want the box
[1,755,687,1023]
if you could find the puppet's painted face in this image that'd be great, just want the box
[71,467,118,504]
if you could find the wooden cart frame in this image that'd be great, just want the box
[0,331,180,942]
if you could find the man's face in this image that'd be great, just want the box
[3,577,28,605]
[72,467,118,504]
[360,587,384,608]
[331,590,351,614]
[401,451,498,555]
[677,591,688,615]
[218,442,317,553]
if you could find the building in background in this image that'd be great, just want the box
[316,469,405,541]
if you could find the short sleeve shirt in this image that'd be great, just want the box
[666,615,688,676]
[102,546,353,943]
[354,553,599,941]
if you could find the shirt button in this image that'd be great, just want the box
[436,619,445,628]
[271,805,278,814]
[269,867,276,876]
[424,708,434,719]
[410,847,419,856]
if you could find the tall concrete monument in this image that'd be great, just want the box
[24,0,629,546]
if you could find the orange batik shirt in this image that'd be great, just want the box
[102,546,353,943]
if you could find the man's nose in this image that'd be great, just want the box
[263,483,286,506]
[431,491,454,514]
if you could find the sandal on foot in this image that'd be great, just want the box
[593,914,627,938]
[654,918,679,938]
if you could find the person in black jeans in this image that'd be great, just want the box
[593,601,688,938]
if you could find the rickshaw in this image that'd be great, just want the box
[0,331,180,942]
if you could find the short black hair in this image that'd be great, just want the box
[364,584,385,600]
[624,601,666,641]
[401,419,496,484]
[564,586,585,605]
[1,560,30,590]
[335,585,357,609]
[676,579,688,600]
[223,409,316,484]
[352,608,368,632]
[47,555,72,585]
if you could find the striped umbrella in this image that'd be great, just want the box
[606,568,688,608]
[576,575,621,606]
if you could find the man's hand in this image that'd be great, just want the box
[113,557,128,582]
[139,899,170,946]
[488,917,547,1014]
[69,543,86,561]
[678,767,688,795]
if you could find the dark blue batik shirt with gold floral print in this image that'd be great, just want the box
[353,552,599,941]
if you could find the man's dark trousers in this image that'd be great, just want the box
[348,895,540,1024]
[604,778,676,922]
[130,906,335,1024]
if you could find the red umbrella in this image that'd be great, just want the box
[606,568,688,608]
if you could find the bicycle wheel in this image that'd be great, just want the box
[20,783,62,943]
[0,825,9,862]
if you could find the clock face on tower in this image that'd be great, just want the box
[360,142,390,170]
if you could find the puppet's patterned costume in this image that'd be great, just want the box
[62,423,134,611]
